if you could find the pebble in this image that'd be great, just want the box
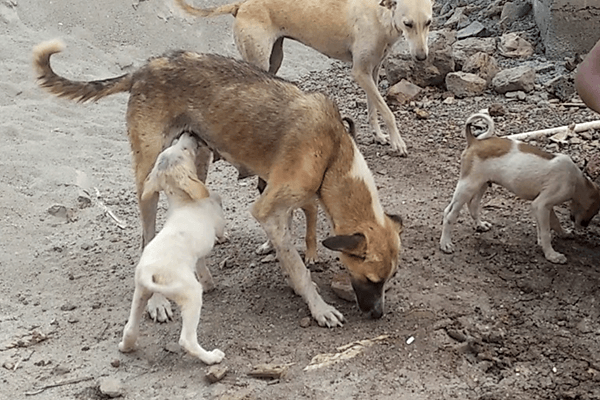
[300,317,312,328]
[99,377,124,398]
[331,272,355,302]
[206,365,229,383]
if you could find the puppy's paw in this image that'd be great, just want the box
[476,221,492,232]
[545,251,567,264]
[439,238,455,254]
[203,349,225,365]
[216,231,230,244]
[146,294,173,323]
[118,341,135,353]
[373,133,389,145]
[256,239,274,255]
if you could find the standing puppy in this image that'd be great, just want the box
[440,113,600,264]
[175,0,434,156]
[119,133,226,365]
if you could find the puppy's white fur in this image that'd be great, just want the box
[440,113,600,264]
[119,133,226,364]
[174,0,434,156]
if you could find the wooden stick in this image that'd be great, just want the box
[25,376,94,396]
[94,187,127,229]
[505,120,600,141]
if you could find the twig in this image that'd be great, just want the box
[506,120,600,141]
[95,322,110,342]
[94,187,127,229]
[24,375,94,396]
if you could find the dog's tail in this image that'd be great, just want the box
[33,40,134,103]
[465,113,495,146]
[174,0,243,18]
[138,269,192,300]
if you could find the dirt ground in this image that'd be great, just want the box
[2,1,600,399]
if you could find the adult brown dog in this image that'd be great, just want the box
[33,40,403,327]
[175,0,434,156]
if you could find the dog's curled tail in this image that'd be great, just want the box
[33,40,133,103]
[465,112,495,146]
[174,0,242,18]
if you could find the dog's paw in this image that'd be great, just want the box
[313,305,345,328]
[304,250,318,265]
[373,133,389,145]
[390,139,408,157]
[545,251,567,264]
[216,231,230,244]
[439,238,455,254]
[203,349,225,365]
[476,221,492,232]
[118,341,135,353]
[146,294,173,323]
[256,239,274,255]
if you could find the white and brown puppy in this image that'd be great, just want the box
[440,113,600,264]
[175,0,434,156]
[119,132,226,365]
[33,41,403,328]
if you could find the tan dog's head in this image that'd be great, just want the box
[388,0,434,61]
[323,213,403,319]
[141,132,210,204]
[570,177,600,228]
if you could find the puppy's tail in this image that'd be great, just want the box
[174,0,243,18]
[33,40,134,103]
[465,113,495,146]
[138,269,191,300]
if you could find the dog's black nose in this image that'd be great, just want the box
[416,54,427,62]
[369,306,384,319]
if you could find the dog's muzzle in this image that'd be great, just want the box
[351,278,385,319]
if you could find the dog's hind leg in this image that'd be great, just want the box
[468,183,492,232]
[196,258,215,292]
[251,183,344,328]
[177,281,224,365]
[119,285,152,353]
[531,197,567,264]
[302,199,319,264]
[440,180,474,253]
[232,21,277,71]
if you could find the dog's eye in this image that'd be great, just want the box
[425,20,432,27]
[404,21,413,29]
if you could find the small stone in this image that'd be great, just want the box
[300,317,312,328]
[99,377,124,398]
[488,103,506,117]
[331,272,355,302]
[60,303,77,311]
[206,365,229,383]
[261,254,277,263]
[165,343,181,354]
[111,359,120,368]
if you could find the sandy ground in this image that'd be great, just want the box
[2,1,600,399]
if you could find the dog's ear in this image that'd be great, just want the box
[141,171,161,202]
[386,213,403,234]
[179,172,210,201]
[379,0,396,10]
[322,233,367,257]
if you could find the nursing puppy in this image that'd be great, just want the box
[119,132,226,365]
[440,113,600,264]
[175,0,434,156]
[33,41,403,327]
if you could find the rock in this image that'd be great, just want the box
[99,377,124,398]
[110,359,120,368]
[206,365,229,383]
[331,272,355,302]
[446,72,487,98]
[386,79,423,105]
[544,75,575,102]
[452,37,497,70]
[463,52,499,83]
[498,33,534,58]
[500,1,532,30]
[444,7,467,29]
[505,91,527,101]
[492,66,535,94]
[586,154,600,180]
[488,103,506,117]
[299,317,312,328]
[384,30,455,87]
[457,21,486,40]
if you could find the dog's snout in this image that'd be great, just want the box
[351,278,385,319]
[368,303,384,319]
[415,53,427,62]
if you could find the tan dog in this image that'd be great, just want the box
[119,132,226,365]
[440,113,600,264]
[174,0,434,156]
[33,40,403,327]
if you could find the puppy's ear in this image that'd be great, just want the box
[141,171,161,202]
[386,213,403,234]
[322,233,367,257]
[179,172,210,201]
[379,0,396,9]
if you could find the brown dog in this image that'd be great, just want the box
[175,0,434,156]
[33,40,403,327]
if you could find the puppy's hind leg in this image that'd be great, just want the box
[440,180,475,253]
[468,183,492,232]
[531,198,567,264]
[177,281,224,365]
[119,285,152,353]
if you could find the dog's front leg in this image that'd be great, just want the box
[532,200,567,264]
[251,200,344,328]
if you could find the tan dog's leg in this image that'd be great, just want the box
[251,185,344,327]
[352,60,408,156]
[177,280,225,365]
[531,197,567,264]
[302,200,318,264]
[233,19,277,72]
[119,285,152,353]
